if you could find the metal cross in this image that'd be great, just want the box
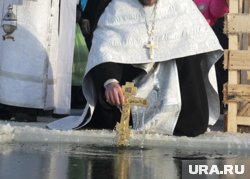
[144,40,157,60]
[115,82,148,146]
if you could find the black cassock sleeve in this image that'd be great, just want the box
[92,62,144,91]
[85,62,124,129]
[92,62,124,91]
[90,62,124,111]
[85,62,143,129]
[91,62,144,108]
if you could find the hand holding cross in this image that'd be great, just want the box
[115,82,148,146]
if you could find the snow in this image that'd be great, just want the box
[0,120,250,150]
[0,124,15,143]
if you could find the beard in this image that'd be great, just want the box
[139,0,158,6]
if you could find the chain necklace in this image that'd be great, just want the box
[143,3,158,61]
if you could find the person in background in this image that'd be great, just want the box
[71,0,112,109]
[79,0,112,50]
[194,0,229,113]
[80,0,87,10]
[71,3,89,110]
[194,0,229,26]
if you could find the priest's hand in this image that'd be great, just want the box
[105,82,125,106]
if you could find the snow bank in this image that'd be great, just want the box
[0,124,15,143]
[0,122,250,150]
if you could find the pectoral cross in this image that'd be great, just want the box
[115,82,148,146]
[144,40,157,60]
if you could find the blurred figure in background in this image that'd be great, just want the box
[71,0,112,109]
[80,0,112,50]
[71,2,89,110]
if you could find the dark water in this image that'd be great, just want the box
[0,142,249,179]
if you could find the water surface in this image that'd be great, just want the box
[0,142,249,179]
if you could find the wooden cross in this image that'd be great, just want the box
[144,40,157,60]
[115,82,148,146]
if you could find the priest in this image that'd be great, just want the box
[48,0,223,137]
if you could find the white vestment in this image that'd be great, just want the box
[47,0,223,134]
[0,0,78,114]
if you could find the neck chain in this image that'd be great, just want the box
[144,3,157,42]
[143,3,157,60]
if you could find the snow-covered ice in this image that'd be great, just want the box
[0,124,14,143]
[0,119,250,150]
[0,118,250,179]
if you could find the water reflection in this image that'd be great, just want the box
[0,143,249,179]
